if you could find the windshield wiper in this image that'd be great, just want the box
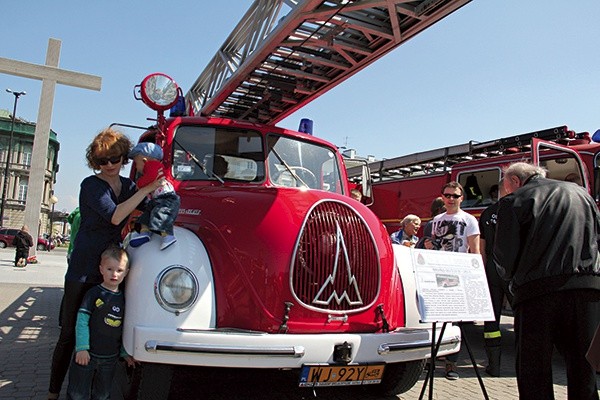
[269,146,308,188]
[173,138,224,184]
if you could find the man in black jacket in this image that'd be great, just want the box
[13,225,33,267]
[494,162,600,399]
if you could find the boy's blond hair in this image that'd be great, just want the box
[100,245,129,269]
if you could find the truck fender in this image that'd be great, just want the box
[122,226,216,355]
[393,244,426,328]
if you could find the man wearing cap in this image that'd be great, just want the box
[128,142,180,250]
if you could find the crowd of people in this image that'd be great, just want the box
[388,164,600,398]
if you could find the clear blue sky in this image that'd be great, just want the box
[1,0,599,213]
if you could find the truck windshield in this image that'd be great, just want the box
[172,125,265,182]
[267,134,343,193]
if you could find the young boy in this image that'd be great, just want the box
[66,245,134,400]
[128,142,180,250]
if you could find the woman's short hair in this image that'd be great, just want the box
[400,214,421,228]
[430,197,445,217]
[86,127,132,170]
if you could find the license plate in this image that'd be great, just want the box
[298,364,385,387]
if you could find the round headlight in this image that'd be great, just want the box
[154,265,198,313]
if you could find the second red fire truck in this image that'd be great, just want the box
[347,125,599,232]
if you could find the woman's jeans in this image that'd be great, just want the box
[66,354,118,400]
[49,281,96,394]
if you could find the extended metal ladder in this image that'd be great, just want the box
[185,0,472,124]
[345,125,588,180]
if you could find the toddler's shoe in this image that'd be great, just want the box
[160,234,177,250]
[129,231,151,247]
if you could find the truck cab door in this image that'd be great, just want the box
[531,138,590,192]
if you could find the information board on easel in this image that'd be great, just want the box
[406,247,495,400]
[411,248,495,323]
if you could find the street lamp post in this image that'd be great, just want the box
[48,194,58,251]
[0,89,26,226]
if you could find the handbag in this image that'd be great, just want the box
[586,323,600,372]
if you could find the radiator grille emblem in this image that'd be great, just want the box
[313,223,363,306]
[291,201,380,313]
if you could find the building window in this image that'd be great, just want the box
[18,179,28,202]
[22,145,32,166]
[0,137,8,163]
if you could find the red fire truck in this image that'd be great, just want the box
[118,73,461,399]
[347,125,599,233]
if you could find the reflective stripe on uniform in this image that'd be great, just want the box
[484,330,502,339]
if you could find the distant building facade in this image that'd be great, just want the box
[0,109,62,236]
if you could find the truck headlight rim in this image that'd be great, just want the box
[154,265,199,314]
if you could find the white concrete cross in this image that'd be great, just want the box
[0,38,102,255]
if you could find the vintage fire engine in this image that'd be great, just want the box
[119,73,461,399]
[346,125,600,232]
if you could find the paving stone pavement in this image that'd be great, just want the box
[0,247,598,399]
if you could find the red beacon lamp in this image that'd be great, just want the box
[133,72,183,144]
[135,73,181,112]
[134,73,183,140]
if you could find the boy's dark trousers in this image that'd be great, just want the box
[138,193,180,235]
[66,354,118,400]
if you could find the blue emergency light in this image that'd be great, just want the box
[170,95,186,117]
[298,118,313,135]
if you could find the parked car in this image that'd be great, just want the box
[0,228,56,251]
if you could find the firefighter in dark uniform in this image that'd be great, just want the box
[478,180,512,377]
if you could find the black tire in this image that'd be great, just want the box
[37,244,46,251]
[136,362,174,400]
[0,241,7,248]
[368,359,425,396]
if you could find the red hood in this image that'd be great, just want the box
[177,184,404,333]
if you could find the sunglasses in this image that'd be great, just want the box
[442,193,462,199]
[97,155,123,166]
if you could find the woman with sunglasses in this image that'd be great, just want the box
[48,127,163,400]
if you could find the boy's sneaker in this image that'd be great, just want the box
[160,235,177,250]
[129,231,151,247]
[445,362,459,380]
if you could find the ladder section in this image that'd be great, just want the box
[185,0,472,124]
[346,125,584,180]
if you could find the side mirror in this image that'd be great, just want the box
[360,163,374,206]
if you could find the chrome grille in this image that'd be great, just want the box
[291,201,380,312]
